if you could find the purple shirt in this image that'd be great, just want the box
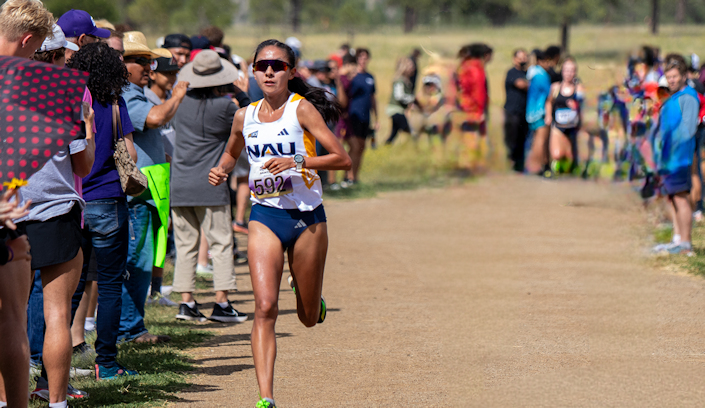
[82,97,135,202]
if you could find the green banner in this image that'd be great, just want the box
[141,163,170,268]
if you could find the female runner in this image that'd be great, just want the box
[209,39,352,408]
[545,57,584,174]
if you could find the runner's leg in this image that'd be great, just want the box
[248,221,285,400]
[287,223,328,327]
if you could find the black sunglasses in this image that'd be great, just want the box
[253,59,292,73]
[125,56,152,66]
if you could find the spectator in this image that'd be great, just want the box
[347,48,378,183]
[105,29,124,55]
[504,48,529,172]
[66,42,140,379]
[456,43,489,169]
[120,31,185,344]
[144,55,182,307]
[163,34,191,69]
[170,50,248,323]
[545,45,562,83]
[409,48,422,93]
[385,57,416,145]
[57,9,110,60]
[525,50,552,175]
[652,55,700,255]
[0,1,52,406]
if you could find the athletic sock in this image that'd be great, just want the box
[217,301,229,309]
[49,401,68,408]
[0,401,7,407]
[185,301,196,309]
[673,234,681,245]
[151,277,163,296]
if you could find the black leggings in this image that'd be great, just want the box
[386,113,411,144]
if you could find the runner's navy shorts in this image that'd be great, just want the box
[250,204,327,250]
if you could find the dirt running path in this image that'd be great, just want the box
[173,175,705,407]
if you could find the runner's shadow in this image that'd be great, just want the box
[198,363,255,376]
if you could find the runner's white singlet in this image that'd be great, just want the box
[242,93,322,211]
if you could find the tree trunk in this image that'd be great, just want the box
[651,0,659,34]
[675,0,686,24]
[291,0,302,33]
[404,5,416,33]
[560,20,569,54]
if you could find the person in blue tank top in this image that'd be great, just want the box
[525,50,552,175]
[209,39,351,408]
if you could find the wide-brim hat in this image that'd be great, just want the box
[178,50,239,88]
[123,31,172,59]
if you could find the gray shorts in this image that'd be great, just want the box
[233,150,250,178]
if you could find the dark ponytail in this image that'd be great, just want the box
[254,39,342,123]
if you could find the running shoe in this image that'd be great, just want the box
[318,296,326,324]
[328,183,342,191]
[234,249,248,265]
[146,293,178,307]
[196,263,214,277]
[651,241,674,253]
[232,221,249,235]
[256,398,276,408]
[176,302,207,322]
[287,275,295,293]
[30,376,89,400]
[95,364,138,380]
[209,302,248,323]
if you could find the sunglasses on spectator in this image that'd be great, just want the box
[253,60,292,73]
[124,56,152,66]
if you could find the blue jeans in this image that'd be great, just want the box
[71,198,129,368]
[27,269,44,364]
[118,199,155,342]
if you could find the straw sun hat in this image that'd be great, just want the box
[123,31,172,59]
[178,50,239,89]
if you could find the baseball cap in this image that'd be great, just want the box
[311,60,328,72]
[151,56,180,73]
[190,35,210,50]
[164,34,192,50]
[658,75,669,88]
[57,10,110,39]
[39,24,79,52]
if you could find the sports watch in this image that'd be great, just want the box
[294,154,305,171]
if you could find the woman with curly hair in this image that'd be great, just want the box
[65,42,140,379]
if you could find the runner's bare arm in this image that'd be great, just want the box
[209,107,247,186]
[263,100,351,175]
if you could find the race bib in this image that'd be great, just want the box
[250,166,293,199]
[555,108,579,127]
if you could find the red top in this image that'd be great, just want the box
[456,58,487,122]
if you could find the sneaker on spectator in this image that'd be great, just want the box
[29,360,41,378]
[84,317,95,332]
[146,293,178,307]
[69,366,92,378]
[95,364,138,380]
[196,263,213,277]
[209,301,248,323]
[176,302,208,322]
[30,376,89,400]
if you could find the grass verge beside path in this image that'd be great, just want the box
[652,221,705,276]
[29,295,213,408]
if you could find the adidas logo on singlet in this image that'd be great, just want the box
[294,220,307,229]
[277,128,290,136]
